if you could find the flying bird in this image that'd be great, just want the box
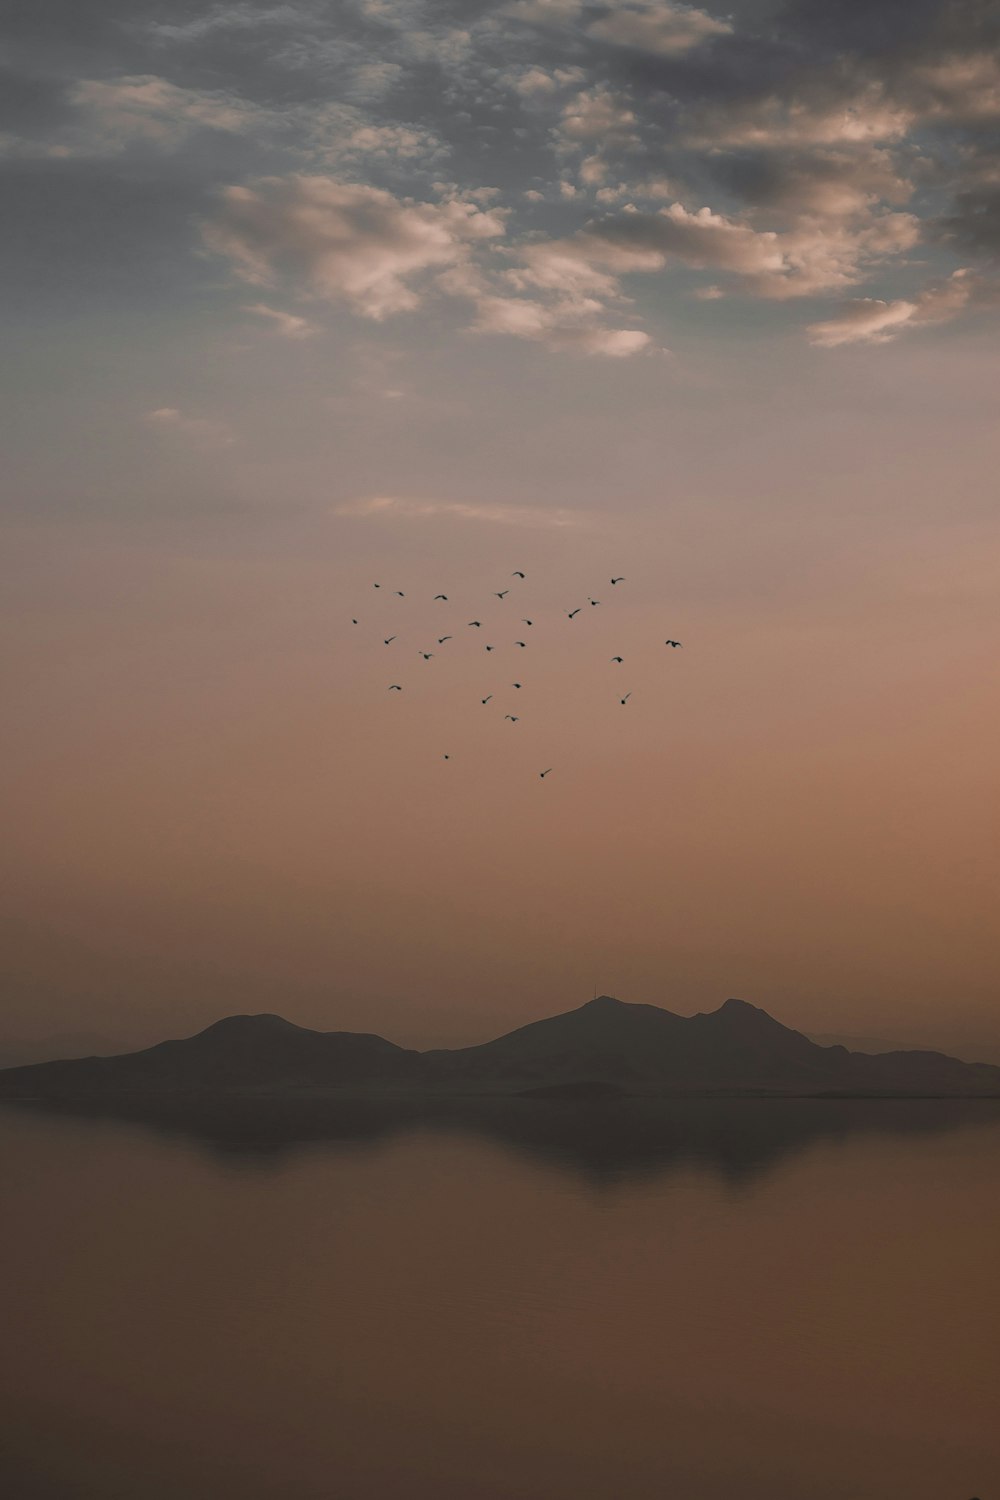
[443,754,450,760]
[373,583,381,589]
[611,656,623,663]
[352,618,358,625]
[515,641,526,648]
[485,644,495,651]
[522,619,533,626]
[481,695,493,704]
[665,639,683,648]
[539,768,553,778]
[512,571,525,579]
[437,636,453,644]
[512,682,521,689]
[620,693,631,705]
[388,685,402,691]
[611,577,625,585]
[434,594,448,601]
[567,608,582,619]
[588,598,601,607]
[468,620,482,627]
[504,715,519,722]
[384,636,396,644]
[419,651,434,660]
[495,590,509,599]
[395,591,405,598]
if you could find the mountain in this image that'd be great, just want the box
[0,1013,427,1097]
[2,997,999,1100]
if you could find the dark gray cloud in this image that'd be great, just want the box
[1,0,997,349]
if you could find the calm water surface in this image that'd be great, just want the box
[2,1099,999,1499]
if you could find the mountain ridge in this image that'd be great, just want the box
[2,996,999,1100]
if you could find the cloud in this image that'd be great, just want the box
[588,201,921,299]
[806,269,982,346]
[335,495,584,527]
[69,75,264,152]
[588,2,732,57]
[143,408,235,447]
[687,85,913,151]
[204,175,505,319]
[556,87,639,147]
[242,302,316,337]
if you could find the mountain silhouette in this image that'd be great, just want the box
[2,996,999,1100]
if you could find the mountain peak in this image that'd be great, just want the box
[583,994,624,1010]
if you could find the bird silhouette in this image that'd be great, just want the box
[373,583,381,589]
[388,684,402,691]
[512,682,521,689]
[481,695,493,704]
[437,636,453,644]
[352,618,359,625]
[567,608,582,619]
[485,644,495,651]
[611,576,625,585]
[468,620,482,627]
[665,639,683,648]
[588,598,601,607]
[620,693,631,705]
[495,590,509,599]
[539,768,553,778]
[504,715,519,722]
[512,571,525,578]
[522,619,533,626]
[611,656,623,663]
[443,754,451,760]
[419,651,434,660]
[384,636,396,644]
[515,640,526,648]
[434,594,448,601]
[395,590,405,598]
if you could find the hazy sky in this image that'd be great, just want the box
[2,0,999,1058]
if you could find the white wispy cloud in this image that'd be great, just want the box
[143,407,235,447]
[335,495,585,528]
[242,303,316,337]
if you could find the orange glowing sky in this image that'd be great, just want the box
[2,0,999,1061]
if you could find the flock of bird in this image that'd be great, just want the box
[351,572,683,778]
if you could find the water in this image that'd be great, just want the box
[2,1098,999,1499]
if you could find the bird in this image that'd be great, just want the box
[495,590,509,599]
[352,618,359,625]
[611,656,623,663]
[419,651,434,660]
[611,577,625,585]
[539,768,553,778]
[437,636,453,644]
[443,754,450,760]
[522,619,533,626]
[395,590,405,598]
[504,715,519,722]
[481,695,493,704]
[588,598,601,607]
[373,583,381,589]
[515,641,526,648]
[485,644,495,651]
[665,639,683,648]
[512,571,525,579]
[384,636,396,644]
[567,608,582,619]
[620,693,631,705]
[468,620,482,627]
[512,682,521,689]
[434,594,448,601]
[388,684,402,691]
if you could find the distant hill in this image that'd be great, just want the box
[2,996,999,1100]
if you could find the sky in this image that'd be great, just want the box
[1,0,999,1060]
